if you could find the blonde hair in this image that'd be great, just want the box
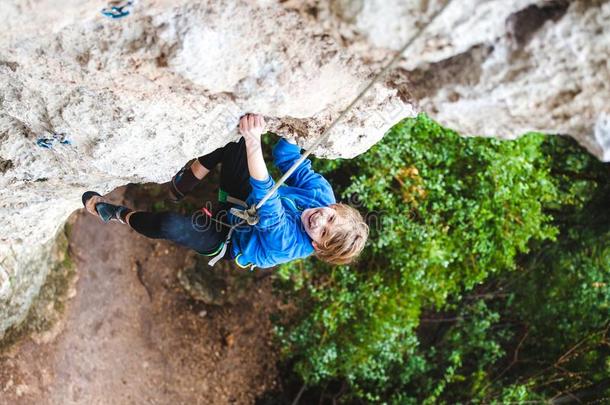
[315,203,369,265]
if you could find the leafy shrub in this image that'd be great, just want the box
[399,136,610,403]
[273,114,562,400]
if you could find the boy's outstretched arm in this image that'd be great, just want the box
[240,114,269,181]
[239,114,285,230]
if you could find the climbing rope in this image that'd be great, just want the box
[232,0,453,225]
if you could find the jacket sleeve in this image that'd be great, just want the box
[248,175,285,231]
[272,138,333,192]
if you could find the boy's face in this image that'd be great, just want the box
[301,205,339,248]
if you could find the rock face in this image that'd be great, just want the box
[0,0,411,338]
[0,0,608,338]
[321,0,610,159]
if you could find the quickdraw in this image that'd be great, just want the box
[101,1,134,19]
[36,132,72,149]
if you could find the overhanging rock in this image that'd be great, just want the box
[0,0,412,338]
[319,0,610,160]
[2,0,608,339]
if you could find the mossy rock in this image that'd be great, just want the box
[0,215,78,351]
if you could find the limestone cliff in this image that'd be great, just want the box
[318,0,610,159]
[0,0,410,338]
[1,0,608,338]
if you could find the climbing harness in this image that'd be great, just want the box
[216,188,260,225]
[206,220,245,267]
[229,0,453,227]
[205,194,251,268]
[101,1,134,19]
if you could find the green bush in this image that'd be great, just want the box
[273,115,563,400]
[395,136,610,403]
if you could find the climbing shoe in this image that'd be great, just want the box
[82,191,130,224]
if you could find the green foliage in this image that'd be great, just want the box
[485,137,610,402]
[273,115,610,403]
[388,135,610,403]
[274,114,564,399]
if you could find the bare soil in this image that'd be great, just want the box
[0,185,282,405]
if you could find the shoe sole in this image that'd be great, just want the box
[82,191,102,208]
[81,191,108,221]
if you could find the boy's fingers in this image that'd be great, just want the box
[244,115,250,129]
[240,113,267,135]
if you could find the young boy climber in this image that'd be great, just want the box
[82,114,369,269]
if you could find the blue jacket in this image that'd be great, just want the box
[228,139,336,268]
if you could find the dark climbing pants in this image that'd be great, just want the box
[128,138,251,255]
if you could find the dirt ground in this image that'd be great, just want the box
[0,185,282,405]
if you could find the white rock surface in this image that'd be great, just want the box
[1,0,608,338]
[0,0,411,338]
[324,0,610,159]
